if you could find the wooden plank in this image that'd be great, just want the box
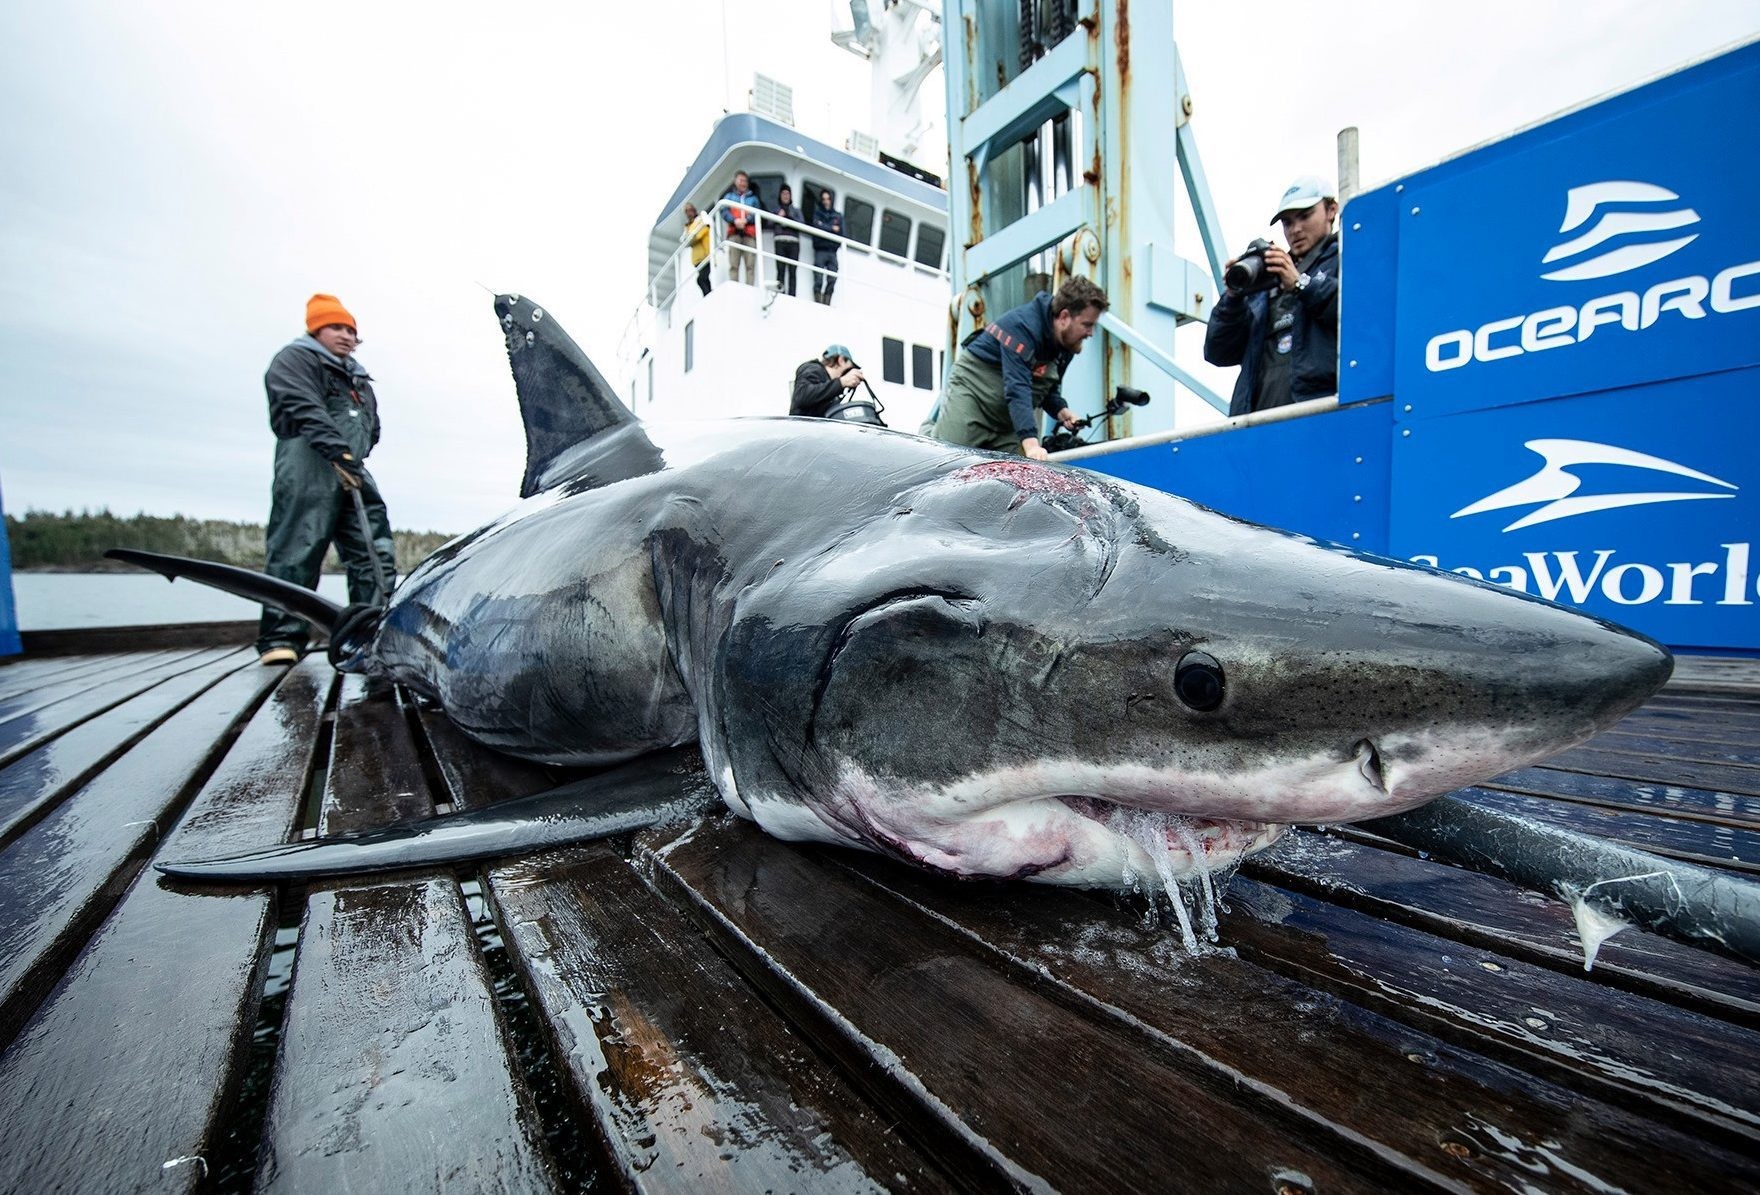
[0,647,192,723]
[0,651,256,846]
[1532,746,1760,800]
[1222,876,1760,1146]
[417,714,941,1192]
[1585,727,1760,768]
[1455,786,1760,874]
[259,880,556,1194]
[255,675,555,1193]
[0,647,242,769]
[0,659,278,1049]
[1667,655,1760,696]
[1613,706,1760,748]
[0,658,332,1195]
[834,848,1760,1193]
[1245,830,1760,1027]
[1484,767,1760,831]
[640,817,1424,1192]
[1641,691,1760,716]
[0,652,132,700]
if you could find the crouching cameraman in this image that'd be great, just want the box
[1203,175,1341,416]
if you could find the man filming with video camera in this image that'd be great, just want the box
[1203,175,1341,416]
[933,276,1106,460]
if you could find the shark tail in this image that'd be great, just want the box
[156,752,718,884]
[104,548,378,665]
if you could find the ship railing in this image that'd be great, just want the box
[647,198,949,319]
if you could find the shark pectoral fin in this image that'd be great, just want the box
[157,750,718,885]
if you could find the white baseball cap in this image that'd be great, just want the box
[1270,175,1336,223]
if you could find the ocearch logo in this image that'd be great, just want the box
[1423,181,1760,373]
[1539,181,1700,281]
[1450,438,1737,532]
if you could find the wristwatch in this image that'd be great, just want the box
[1294,272,1311,291]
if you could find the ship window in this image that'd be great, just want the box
[647,356,655,405]
[803,180,835,207]
[684,320,695,373]
[915,223,946,269]
[879,209,912,258]
[845,197,876,248]
[911,344,934,390]
[745,171,785,211]
[882,337,905,384]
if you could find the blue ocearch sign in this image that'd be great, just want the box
[1389,377,1759,651]
[1390,44,1760,420]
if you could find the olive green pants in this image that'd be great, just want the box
[256,437,395,654]
[930,351,1058,454]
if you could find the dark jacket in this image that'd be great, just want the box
[772,203,803,244]
[265,335,380,463]
[960,292,1071,440]
[1203,232,1340,417]
[790,359,844,417]
[810,205,843,253]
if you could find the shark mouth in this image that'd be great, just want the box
[1057,795,1288,875]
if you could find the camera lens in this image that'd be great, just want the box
[1224,256,1263,292]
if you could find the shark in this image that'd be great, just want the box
[113,293,1677,899]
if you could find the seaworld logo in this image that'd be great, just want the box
[1423,180,1760,373]
[1539,181,1700,282]
[1450,438,1737,532]
[1413,439,1751,609]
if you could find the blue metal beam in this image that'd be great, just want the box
[964,189,1091,284]
[958,34,1088,168]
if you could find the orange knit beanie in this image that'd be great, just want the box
[305,293,357,333]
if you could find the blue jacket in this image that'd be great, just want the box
[1203,232,1340,416]
[721,187,759,236]
[960,292,1070,440]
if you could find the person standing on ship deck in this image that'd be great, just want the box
[722,171,760,286]
[256,294,396,665]
[810,189,843,305]
[771,185,802,297]
[683,202,712,296]
[933,278,1104,460]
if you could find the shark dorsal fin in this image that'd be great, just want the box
[497,293,638,497]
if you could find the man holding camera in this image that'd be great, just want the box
[791,344,865,418]
[933,276,1106,460]
[1203,175,1341,416]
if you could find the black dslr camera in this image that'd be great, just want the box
[1224,238,1282,295]
[1041,385,1152,453]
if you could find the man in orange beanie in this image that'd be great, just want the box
[255,294,397,664]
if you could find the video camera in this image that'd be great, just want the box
[823,359,888,428]
[1041,385,1151,453]
[1223,238,1283,296]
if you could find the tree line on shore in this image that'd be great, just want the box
[5,509,454,575]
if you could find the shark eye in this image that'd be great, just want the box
[1174,650,1225,712]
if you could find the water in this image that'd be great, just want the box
[10,572,352,630]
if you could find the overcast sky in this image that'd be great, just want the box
[3,2,1755,534]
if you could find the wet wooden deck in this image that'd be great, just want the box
[1,627,1756,1192]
